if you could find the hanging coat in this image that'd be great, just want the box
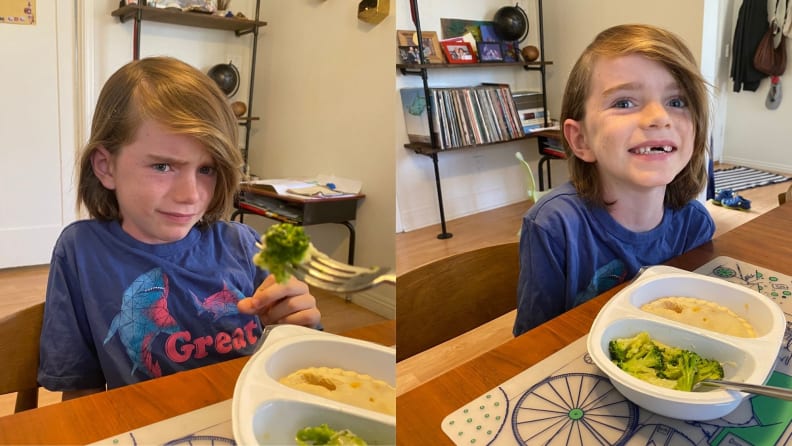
[732,0,771,92]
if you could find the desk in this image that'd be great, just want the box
[232,185,365,264]
[531,128,565,191]
[396,204,792,445]
[0,320,394,445]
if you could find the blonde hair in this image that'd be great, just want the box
[77,56,243,225]
[560,24,710,209]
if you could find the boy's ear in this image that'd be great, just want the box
[563,118,596,162]
[91,146,117,190]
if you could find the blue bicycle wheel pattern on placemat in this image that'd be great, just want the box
[714,166,791,192]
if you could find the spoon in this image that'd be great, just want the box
[695,379,792,401]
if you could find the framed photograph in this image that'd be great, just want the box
[479,23,500,42]
[397,30,444,63]
[398,45,421,64]
[478,42,504,63]
[441,41,477,64]
[501,41,520,62]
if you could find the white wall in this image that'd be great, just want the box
[244,2,396,317]
[721,0,792,174]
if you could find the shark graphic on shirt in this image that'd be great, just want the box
[103,268,245,379]
[104,268,178,378]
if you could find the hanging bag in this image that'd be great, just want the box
[754,20,787,75]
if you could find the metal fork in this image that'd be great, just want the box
[695,379,792,400]
[288,246,396,294]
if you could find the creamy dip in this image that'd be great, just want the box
[640,296,756,338]
[279,366,395,416]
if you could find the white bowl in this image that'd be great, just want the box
[587,266,785,421]
[232,324,396,445]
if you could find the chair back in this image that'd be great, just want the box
[0,302,44,412]
[396,242,519,361]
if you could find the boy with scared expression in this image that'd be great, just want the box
[514,24,714,336]
[39,57,321,399]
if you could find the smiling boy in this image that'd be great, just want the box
[514,25,714,336]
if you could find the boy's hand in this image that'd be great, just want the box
[238,275,321,327]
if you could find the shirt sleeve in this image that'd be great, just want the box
[38,240,107,391]
[514,214,568,336]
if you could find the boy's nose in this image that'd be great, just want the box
[173,174,201,202]
[641,101,672,128]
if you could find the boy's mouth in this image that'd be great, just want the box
[629,145,675,155]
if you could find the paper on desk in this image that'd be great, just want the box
[286,185,345,197]
[315,174,362,194]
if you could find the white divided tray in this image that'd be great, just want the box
[232,324,396,445]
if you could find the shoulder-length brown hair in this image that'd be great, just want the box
[560,24,710,209]
[77,56,243,225]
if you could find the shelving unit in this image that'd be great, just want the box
[111,3,267,170]
[399,0,551,239]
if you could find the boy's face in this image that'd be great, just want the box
[564,54,694,198]
[92,119,217,244]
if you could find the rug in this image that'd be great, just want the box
[713,166,791,192]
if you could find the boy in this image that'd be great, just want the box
[39,57,320,399]
[514,24,714,336]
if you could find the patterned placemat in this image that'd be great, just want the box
[88,400,233,445]
[442,256,792,446]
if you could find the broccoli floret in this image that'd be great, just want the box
[695,357,725,383]
[296,423,367,446]
[608,332,724,392]
[608,331,655,363]
[252,223,311,283]
[617,344,664,374]
[670,350,701,392]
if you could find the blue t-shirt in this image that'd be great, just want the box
[513,182,715,336]
[39,219,268,391]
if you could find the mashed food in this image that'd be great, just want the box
[279,367,395,416]
[640,296,756,338]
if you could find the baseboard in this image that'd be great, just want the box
[720,157,792,176]
[346,287,395,319]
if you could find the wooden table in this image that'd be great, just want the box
[397,203,792,445]
[0,320,394,445]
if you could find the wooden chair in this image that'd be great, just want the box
[396,242,520,361]
[778,183,792,205]
[0,302,44,412]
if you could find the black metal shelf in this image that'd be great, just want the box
[399,0,548,239]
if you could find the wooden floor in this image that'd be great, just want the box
[0,266,387,416]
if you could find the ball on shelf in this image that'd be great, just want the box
[521,45,540,62]
[231,101,247,117]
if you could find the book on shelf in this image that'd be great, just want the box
[401,84,524,150]
[511,90,544,109]
[400,88,443,148]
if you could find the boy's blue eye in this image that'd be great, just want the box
[613,99,634,109]
[199,166,216,176]
[153,163,171,172]
[668,97,687,108]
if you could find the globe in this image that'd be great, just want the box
[493,5,529,42]
[207,62,240,97]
